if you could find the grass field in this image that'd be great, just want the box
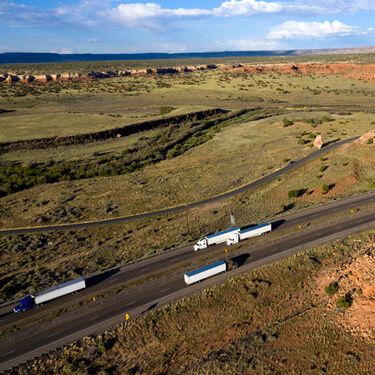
[1,55,375,373]
[13,230,375,374]
[2,67,375,141]
[1,138,374,303]
[1,60,375,302]
[1,109,374,227]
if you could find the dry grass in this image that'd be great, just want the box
[1,139,374,303]
[2,67,375,141]
[1,110,374,229]
[1,63,375,309]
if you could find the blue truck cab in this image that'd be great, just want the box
[13,295,35,313]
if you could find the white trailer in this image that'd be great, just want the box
[194,228,240,251]
[184,260,227,285]
[226,223,272,245]
[34,278,86,305]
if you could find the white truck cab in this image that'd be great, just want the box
[194,228,240,251]
[226,233,240,246]
[194,239,208,251]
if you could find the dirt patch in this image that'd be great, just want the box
[316,241,375,340]
[355,130,375,145]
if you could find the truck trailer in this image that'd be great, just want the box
[226,223,272,246]
[13,277,86,313]
[184,259,238,285]
[194,227,240,251]
[184,261,227,285]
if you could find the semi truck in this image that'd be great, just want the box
[226,223,272,245]
[194,227,240,251]
[184,259,238,285]
[13,277,86,313]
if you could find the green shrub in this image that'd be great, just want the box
[336,293,353,309]
[367,138,374,145]
[97,337,117,353]
[322,183,335,194]
[282,118,294,127]
[160,106,175,115]
[322,184,330,194]
[322,116,334,122]
[287,188,307,198]
[298,138,309,145]
[325,281,339,296]
[62,362,78,373]
[319,165,328,172]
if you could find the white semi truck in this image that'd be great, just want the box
[13,278,86,313]
[226,223,272,245]
[194,227,240,251]
[184,259,238,285]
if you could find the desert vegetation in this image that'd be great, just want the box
[1,57,375,302]
[1,55,375,372]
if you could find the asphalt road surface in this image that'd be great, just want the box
[0,193,374,370]
[0,137,358,236]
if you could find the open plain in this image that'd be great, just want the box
[0,54,374,373]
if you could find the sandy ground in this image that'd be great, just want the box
[316,239,375,339]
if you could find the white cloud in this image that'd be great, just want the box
[268,20,360,39]
[1,0,374,34]
[50,48,74,54]
[104,3,211,30]
[221,38,283,50]
[213,0,283,16]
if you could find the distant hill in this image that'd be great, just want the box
[1,47,375,64]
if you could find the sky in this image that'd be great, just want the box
[1,0,375,53]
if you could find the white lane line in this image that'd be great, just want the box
[141,267,149,271]
[89,316,97,321]
[127,301,137,306]
[1,350,15,357]
[160,288,170,293]
[108,278,119,283]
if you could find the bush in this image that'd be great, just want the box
[325,281,339,296]
[336,293,353,309]
[62,362,78,373]
[367,138,374,145]
[322,183,335,194]
[322,184,330,194]
[97,337,117,353]
[282,117,294,127]
[319,165,328,172]
[298,138,309,145]
[287,188,307,198]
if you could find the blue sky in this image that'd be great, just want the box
[1,0,375,53]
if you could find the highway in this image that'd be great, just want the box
[0,192,374,371]
[0,137,358,236]
[1,191,374,326]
